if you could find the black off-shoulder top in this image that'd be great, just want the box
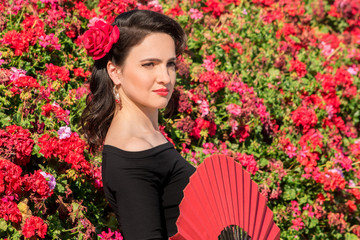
[102,141,196,240]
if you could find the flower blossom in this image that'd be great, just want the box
[199,99,209,117]
[40,171,56,190]
[58,126,72,139]
[189,8,203,19]
[88,17,106,28]
[226,103,242,116]
[236,152,258,175]
[39,34,61,51]
[202,54,218,72]
[319,41,334,57]
[22,216,48,239]
[347,64,359,75]
[289,59,307,78]
[202,142,218,155]
[291,217,304,231]
[10,67,26,81]
[98,228,123,240]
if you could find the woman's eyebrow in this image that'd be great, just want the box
[140,57,177,62]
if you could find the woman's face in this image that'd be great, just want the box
[117,32,177,110]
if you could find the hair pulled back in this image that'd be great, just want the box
[80,10,187,154]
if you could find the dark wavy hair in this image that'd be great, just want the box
[80,10,187,154]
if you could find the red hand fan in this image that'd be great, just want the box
[170,154,280,240]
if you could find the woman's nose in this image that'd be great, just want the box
[156,65,171,84]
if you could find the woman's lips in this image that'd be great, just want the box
[153,88,169,96]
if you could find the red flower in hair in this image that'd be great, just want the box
[83,20,120,60]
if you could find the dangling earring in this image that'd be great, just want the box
[113,85,121,104]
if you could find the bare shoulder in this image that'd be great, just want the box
[105,136,154,152]
[119,137,154,151]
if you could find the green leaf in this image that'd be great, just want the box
[0,218,7,232]
[345,233,358,240]
[309,217,318,228]
[0,112,11,127]
[283,187,296,200]
[289,35,301,43]
[259,158,269,167]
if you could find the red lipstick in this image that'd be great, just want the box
[153,88,169,96]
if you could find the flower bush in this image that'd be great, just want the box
[0,0,360,239]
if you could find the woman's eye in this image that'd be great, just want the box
[167,62,176,68]
[142,62,154,67]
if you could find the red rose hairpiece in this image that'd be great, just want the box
[83,20,120,60]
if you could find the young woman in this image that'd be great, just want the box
[80,10,196,240]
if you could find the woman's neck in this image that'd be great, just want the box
[113,98,159,134]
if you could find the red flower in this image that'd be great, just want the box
[289,59,307,78]
[41,103,70,124]
[0,125,34,166]
[0,158,23,196]
[346,200,357,213]
[202,0,226,17]
[190,118,216,139]
[0,197,22,223]
[24,170,52,200]
[348,188,360,201]
[13,76,40,89]
[44,63,70,83]
[21,15,45,45]
[327,212,347,233]
[236,152,258,175]
[73,2,96,19]
[165,4,184,17]
[299,129,323,150]
[198,71,229,93]
[322,170,347,191]
[73,67,91,78]
[1,30,29,56]
[353,225,360,237]
[22,216,48,239]
[83,20,120,60]
[291,106,318,133]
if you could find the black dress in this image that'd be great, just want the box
[102,141,196,240]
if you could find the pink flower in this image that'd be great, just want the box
[39,33,61,51]
[319,41,334,57]
[40,0,58,4]
[302,204,315,218]
[189,8,203,19]
[58,126,72,140]
[226,103,242,116]
[332,153,353,171]
[88,17,106,28]
[347,64,359,75]
[291,217,304,231]
[202,54,218,72]
[190,151,199,164]
[285,144,297,158]
[202,142,218,155]
[199,99,209,117]
[291,200,301,217]
[10,67,26,81]
[236,153,258,175]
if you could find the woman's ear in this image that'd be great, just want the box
[107,61,122,85]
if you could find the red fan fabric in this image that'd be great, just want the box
[170,154,280,240]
